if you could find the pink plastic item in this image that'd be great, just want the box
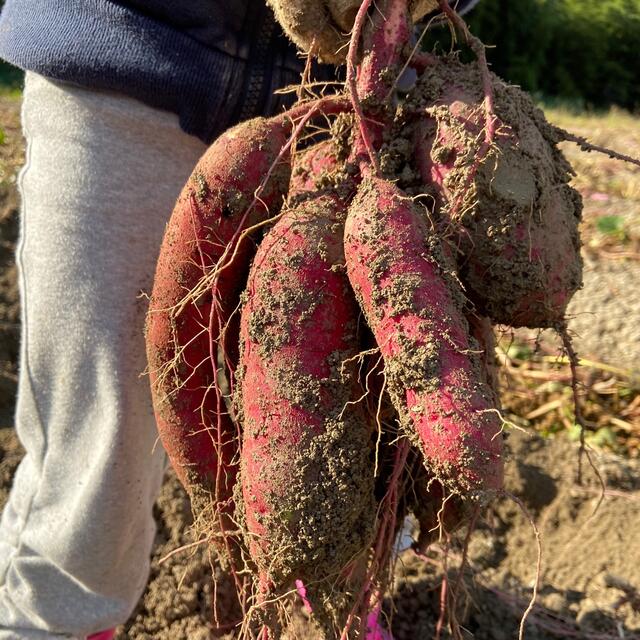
[295,579,313,614]
[87,630,115,640]
[366,608,394,640]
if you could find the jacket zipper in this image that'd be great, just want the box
[238,11,276,122]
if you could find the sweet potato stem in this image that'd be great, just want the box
[347,0,380,172]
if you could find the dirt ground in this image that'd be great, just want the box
[555,107,640,376]
[1,95,640,639]
[106,430,640,640]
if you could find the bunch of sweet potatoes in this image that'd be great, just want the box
[145,0,583,635]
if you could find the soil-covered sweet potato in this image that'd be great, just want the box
[412,56,583,328]
[267,0,348,64]
[236,191,376,608]
[146,116,292,538]
[408,313,498,547]
[289,139,341,196]
[327,0,440,32]
[344,174,503,499]
[268,0,435,64]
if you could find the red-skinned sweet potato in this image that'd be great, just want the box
[237,191,375,599]
[344,174,503,499]
[289,139,341,196]
[146,91,349,520]
[357,0,411,104]
[413,56,582,328]
[146,116,293,533]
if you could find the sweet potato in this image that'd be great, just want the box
[270,0,434,64]
[357,0,411,104]
[237,191,375,598]
[289,139,340,196]
[326,0,429,32]
[146,116,292,530]
[405,314,497,546]
[413,56,582,328]
[344,174,503,498]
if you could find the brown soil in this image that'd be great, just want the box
[116,472,241,640]
[567,254,640,375]
[387,430,640,640]
[1,96,640,639]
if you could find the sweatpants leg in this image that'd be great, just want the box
[0,73,207,639]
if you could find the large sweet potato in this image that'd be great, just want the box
[237,191,375,602]
[239,194,374,589]
[413,56,583,328]
[345,174,503,498]
[146,116,292,533]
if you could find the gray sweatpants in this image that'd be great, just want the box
[0,73,207,639]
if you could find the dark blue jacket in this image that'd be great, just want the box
[0,0,480,143]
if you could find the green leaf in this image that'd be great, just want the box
[589,426,617,448]
[596,215,625,236]
[506,342,534,361]
[567,423,583,442]
[567,424,617,449]
[0,127,5,146]
[540,422,564,438]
